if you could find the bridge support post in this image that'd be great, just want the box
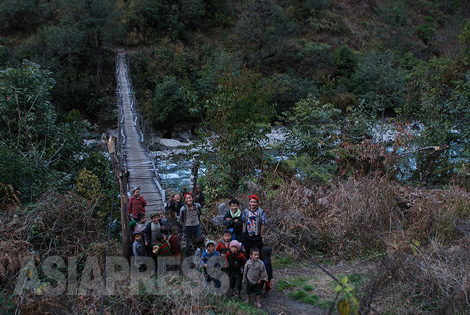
[104,134,131,261]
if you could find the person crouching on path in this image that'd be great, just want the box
[179,192,203,256]
[242,194,266,259]
[128,187,147,221]
[243,247,268,309]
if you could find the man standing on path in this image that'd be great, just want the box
[242,194,267,259]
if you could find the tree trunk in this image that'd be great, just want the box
[190,154,200,194]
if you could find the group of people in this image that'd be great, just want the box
[127,185,273,308]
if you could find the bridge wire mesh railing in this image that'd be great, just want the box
[116,53,165,204]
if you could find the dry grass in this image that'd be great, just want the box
[383,238,470,313]
[247,173,470,312]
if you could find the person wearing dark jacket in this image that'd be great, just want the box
[242,194,267,259]
[226,240,246,298]
[143,212,168,271]
[223,199,244,241]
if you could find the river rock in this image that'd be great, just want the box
[211,200,230,226]
[159,138,192,148]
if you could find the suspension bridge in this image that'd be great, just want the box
[115,51,165,220]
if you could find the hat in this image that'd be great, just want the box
[150,212,159,219]
[229,240,241,250]
[129,220,137,229]
[133,230,142,236]
[249,194,259,202]
[205,240,216,247]
[184,192,193,198]
[223,229,232,235]
[132,186,141,194]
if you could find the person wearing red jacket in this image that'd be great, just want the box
[226,240,246,298]
[128,187,147,221]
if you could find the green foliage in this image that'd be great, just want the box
[0,61,56,145]
[234,0,298,66]
[202,68,275,197]
[14,0,120,121]
[270,72,318,114]
[404,22,470,184]
[284,96,342,182]
[417,17,436,45]
[126,0,174,37]
[277,276,308,292]
[333,276,359,315]
[350,51,407,114]
[144,76,187,130]
[0,0,46,35]
[333,46,358,78]
[76,168,102,201]
[0,61,87,201]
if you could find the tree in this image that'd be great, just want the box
[350,51,406,115]
[144,76,187,133]
[403,21,470,184]
[202,68,275,196]
[0,61,85,201]
[284,96,342,182]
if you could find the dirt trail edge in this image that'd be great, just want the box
[260,261,379,315]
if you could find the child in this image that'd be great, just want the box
[261,247,273,298]
[132,231,147,272]
[223,199,244,240]
[152,233,171,273]
[158,210,169,235]
[167,228,182,271]
[226,240,246,298]
[243,247,268,309]
[168,228,181,257]
[201,240,221,288]
[152,233,171,257]
[134,213,147,234]
[216,229,232,262]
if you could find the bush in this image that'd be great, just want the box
[350,51,406,114]
[270,72,318,114]
[385,238,470,313]
[144,76,188,131]
[417,17,436,45]
[333,46,357,78]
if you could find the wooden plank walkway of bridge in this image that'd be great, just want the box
[117,52,164,220]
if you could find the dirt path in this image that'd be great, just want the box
[261,290,325,315]
[259,260,379,315]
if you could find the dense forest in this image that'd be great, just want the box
[1,0,470,314]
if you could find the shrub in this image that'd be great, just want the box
[333,46,357,78]
[385,238,470,313]
[350,51,406,114]
[144,76,188,131]
[417,17,436,45]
